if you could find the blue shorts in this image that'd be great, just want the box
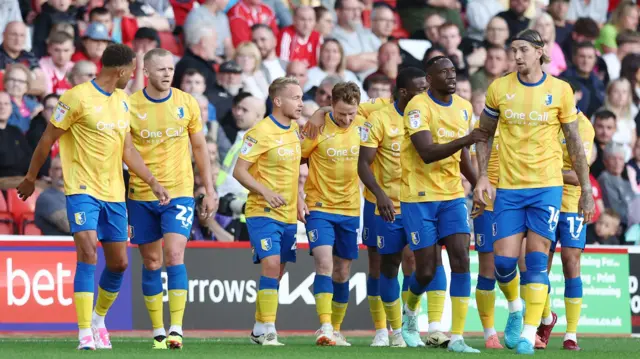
[551,212,586,252]
[362,199,377,248]
[305,211,359,260]
[493,187,563,242]
[127,197,195,245]
[66,194,127,242]
[473,210,494,253]
[401,198,470,251]
[247,217,297,264]
[375,214,406,255]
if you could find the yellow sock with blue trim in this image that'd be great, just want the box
[332,281,349,331]
[74,262,95,336]
[475,275,496,331]
[450,272,471,336]
[313,274,333,325]
[401,274,411,304]
[142,267,165,337]
[367,276,386,330]
[167,264,188,335]
[94,268,124,328]
[380,273,402,330]
[521,252,550,344]
[542,292,551,319]
[426,265,446,332]
[564,277,583,334]
[258,276,279,324]
[406,272,427,313]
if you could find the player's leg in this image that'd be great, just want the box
[362,200,386,339]
[518,239,527,302]
[474,210,502,349]
[128,199,166,349]
[535,238,558,349]
[401,246,415,304]
[424,246,449,347]
[307,212,337,346]
[67,195,101,350]
[247,217,286,346]
[93,201,129,349]
[438,198,479,353]
[375,214,408,347]
[330,215,360,346]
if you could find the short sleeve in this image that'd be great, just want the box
[301,136,318,159]
[483,80,500,119]
[238,129,269,163]
[360,112,382,148]
[559,82,578,124]
[187,95,203,134]
[404,98,430,136]
[50,90,81,131]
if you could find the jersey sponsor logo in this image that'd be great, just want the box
[307,229,318,242]
[139,127,185,139]
[377,235,384,249]
[408,110,421,129]
[97,120,129,132]
[437,128,467,138]
[122,101,129,112]
[53,102,70,122]
[326,145,359,157]
[504,109,549,123]
[241,136,258,155]
[177,107,185,119]
[545,94,553,106]
[74,212,86,226]
[260,237,272,251]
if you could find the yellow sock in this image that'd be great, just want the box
[542,293,551,319]
[169,289,187,327]
[524,283,549,326]
[74,292,94,329]
[315,293,332,325]
[255,299,263,323]
[94,287,119,317]
[450,296,470,335]
[368,296,386,330]
[406,290,422,312]
[475,289,496,329]
[144,293,164,330]
[520,285,527,302]
[383,299,402,330]
[427,290,445,324]
[331,301,348,331]
[498,274,520,303]
[565,297,582,333]
[401,290,409,304]
[258,289,279,324]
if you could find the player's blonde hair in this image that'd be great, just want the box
[331,81,361,106]
[268,76,300,100]
[144,48,172,64]
[513,29,551,65]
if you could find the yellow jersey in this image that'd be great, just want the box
[357,97,393,204]
[484,72,577,189]
[238,116,301,224]
[128,88,202,201]
[470,120,500,211]
[360,102,403,214]
[51,80,130,202]
[302,112,364,217]
[401,91,472,203]
[559,111,595,213]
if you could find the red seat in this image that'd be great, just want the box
[6,188,40,233]
[0,192,15,234]
[21,213,42,235]
[159,31,184,56]
[0,191,7,212]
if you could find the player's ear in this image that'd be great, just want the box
[273,96,281,107]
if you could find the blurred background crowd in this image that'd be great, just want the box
[1,0,640,246]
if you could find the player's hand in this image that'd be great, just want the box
[297,200,310,223]
[473,175,495,208]
[578,189,596,223]
[150,180,171,205]
[16,177,35,201]
[199,192,219,219]
[263,189,286,208]
[467,128,488,145]
[376,194,396,223]
[302,106,331,139]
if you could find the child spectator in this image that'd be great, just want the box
[39,31,75,95]
[586,209,622,245]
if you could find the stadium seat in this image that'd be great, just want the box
[0,193,14,234]
[159,31,184,56]
[6,188,40,232]
[21,213,42,235]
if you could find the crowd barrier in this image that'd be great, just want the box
[0,235,634,335]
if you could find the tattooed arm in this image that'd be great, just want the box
[561,120,595,221]
[472,113,498,209]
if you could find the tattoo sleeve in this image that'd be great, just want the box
[476,113,498,177]
[561,121,591,190]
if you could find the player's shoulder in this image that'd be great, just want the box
[358,97,392,117]
[129,89,145,103]
[406,92,429,111]
[547,74,572,92]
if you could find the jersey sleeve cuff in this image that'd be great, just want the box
[483,106,499,119]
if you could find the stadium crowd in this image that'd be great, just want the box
[0,0,639,245]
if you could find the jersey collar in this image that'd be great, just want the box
[91,79,111,97]
[427,90,452,107]
[517,72,547,87]
[393,101,403,116]
[143,88,172,103]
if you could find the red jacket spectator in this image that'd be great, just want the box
[590,173,603,223]
[277,25,322,68]
[228,0,278,47]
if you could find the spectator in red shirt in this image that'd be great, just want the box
[277,6,322,68]
[71,22,112,73]
[39,31,75,95]
[104,0,138,46]
[228,0,279,48]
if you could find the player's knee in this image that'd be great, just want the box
[380,257,399,279]
[164,248,185,267]
[448,249,470,273]
[401,249,415,275]
[494,255,518,283]
[332,259,352,283]
[142,257,163,271]
[260,256,281,278]
[414,262,435,287]
[77,247,98,264]
[107,257,128,273]
[367,249,381,278]
[561,250,581,279]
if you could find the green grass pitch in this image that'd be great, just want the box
[1,336,639,358]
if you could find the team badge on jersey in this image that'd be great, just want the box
[260,237,272,251]
[74,212,86,225]
[122,101,129,112]
[54,102,70,122]
[177,107,185,119]
[307,229,318,242]
[410,232,420,245]
[377,236,385,249]
[408,110,421,129]
[545,94,553,106]
[477,234,485,247]
[461,109,469,122]
[241,136,257,155]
